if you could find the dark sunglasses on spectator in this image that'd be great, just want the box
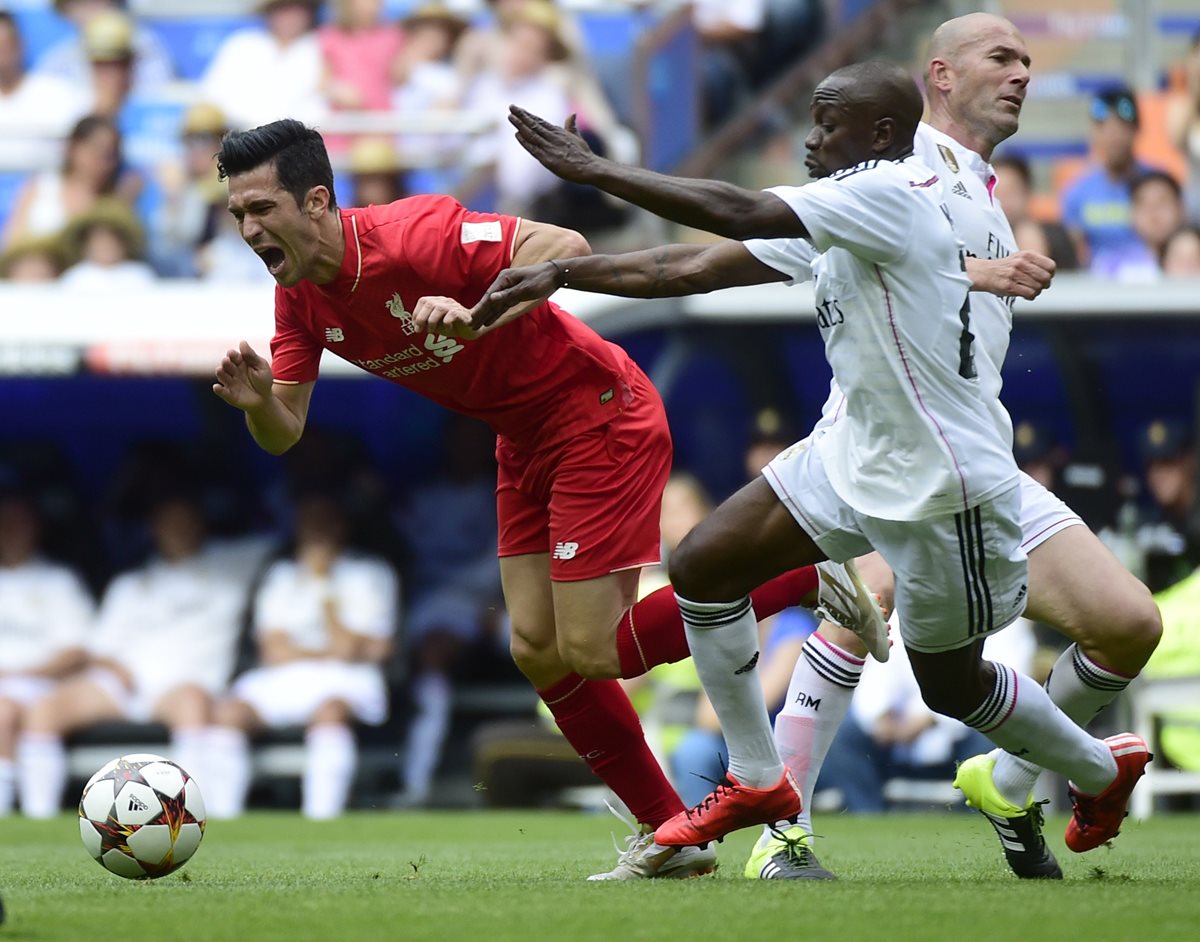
[1090,95,1136,124]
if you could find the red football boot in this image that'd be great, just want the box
[654,770,802,849]
[1065,733,1152,853]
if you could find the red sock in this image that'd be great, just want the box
[538,672,684,828]
[615,566,819,678]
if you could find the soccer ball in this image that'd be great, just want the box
[78,754,206,879]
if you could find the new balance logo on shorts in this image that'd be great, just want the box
[552,541,579,560]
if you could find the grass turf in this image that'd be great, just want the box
[1,811,1198,942]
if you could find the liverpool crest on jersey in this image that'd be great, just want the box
[387,292,418,335]
[937,144,960,174]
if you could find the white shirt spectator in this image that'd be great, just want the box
[0,557,93,673]
[689,0,767,33]
[34,24,173,95]
[200,28,326,131]
[89,541,263,702]
[59,258,156,289]
[253,554,398,652]
[0,72,86,169]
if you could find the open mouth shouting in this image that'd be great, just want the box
[255,245,287,277]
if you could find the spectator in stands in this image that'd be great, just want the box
[1135,418,1200,593]
[1120,171,1187,282]
[59,197,154,288]
[1012,420,1065,494]
[816,619,1035,813]
[347,136,407,207]
[0,11,86,169]
[204,492,398,820]
[462,1,574,214]
[2,113,138,249]
[1062,85,1167,276]
[320,0,404,115]
[150,102,229,278]
[0,481,93,817]
[200,0,326,131]
[76,9,137,120]
[0,234,67,282]
[16,485,261,819]
[391,4,468,163]
[1162,224,1200,277]
[1166,28,1200,224]
[688,0,768,127]
[992,154,1079,270]
[395,414,502,807]
[35,0,172,96]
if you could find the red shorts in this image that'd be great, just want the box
[496,370,672,581]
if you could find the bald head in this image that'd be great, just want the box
[804,61,924,176]
[928,13,1020,67]
[818,60,924,143]
[925,14,1031,159]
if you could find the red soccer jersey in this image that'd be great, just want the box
[270,195,638,452]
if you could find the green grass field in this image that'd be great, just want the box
[2,811,1198,942]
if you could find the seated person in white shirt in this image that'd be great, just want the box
[0,483,94,816]
[205,492,399,820]
[18,486,259,818]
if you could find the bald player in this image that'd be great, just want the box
[466,59,1150,853]
[736,13,1162,882]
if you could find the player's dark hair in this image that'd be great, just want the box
[992,154,1031,188]
[1131,169,1182,203]
[216,119,337,210]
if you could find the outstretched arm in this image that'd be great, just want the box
[471,239,787,328]
[509,108,806,241]
[212,341,314,455]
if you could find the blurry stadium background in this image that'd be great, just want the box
[2,0,1200,819]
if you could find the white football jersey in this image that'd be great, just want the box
[913,122,1018,451]
[253,553,398,652]
[750,156,1019,521]
[0,559,93,672]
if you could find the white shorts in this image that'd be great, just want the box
[764,441,1029,653]
[1018,471,1084,552]
[231,660,388,728]
[0,675,55,707]
[85,667,190,723]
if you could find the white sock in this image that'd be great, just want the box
[963,662,1116,795]
[204,727,252,819]
[303,724,356,820]
[991,644,1133,805]
[677,594,783,788]
[763,632,863,843]
[403,672,452,801]
[0,757,14,816]
[169,728,206,790]
[17,733,66,819]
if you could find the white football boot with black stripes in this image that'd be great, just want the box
[813,559,890,661]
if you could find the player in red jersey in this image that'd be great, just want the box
[208,120,882,878]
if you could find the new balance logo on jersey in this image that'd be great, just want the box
[127,794,149,812]
[325,327,345,343]
[734,651,760,675]
[424,333,463,363]
[951,181,972,200]
[552,541,579,560]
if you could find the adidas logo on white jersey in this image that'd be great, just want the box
[951,181,972,200]
[552,541,579,560]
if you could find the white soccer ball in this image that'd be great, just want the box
[78,753,206,880]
